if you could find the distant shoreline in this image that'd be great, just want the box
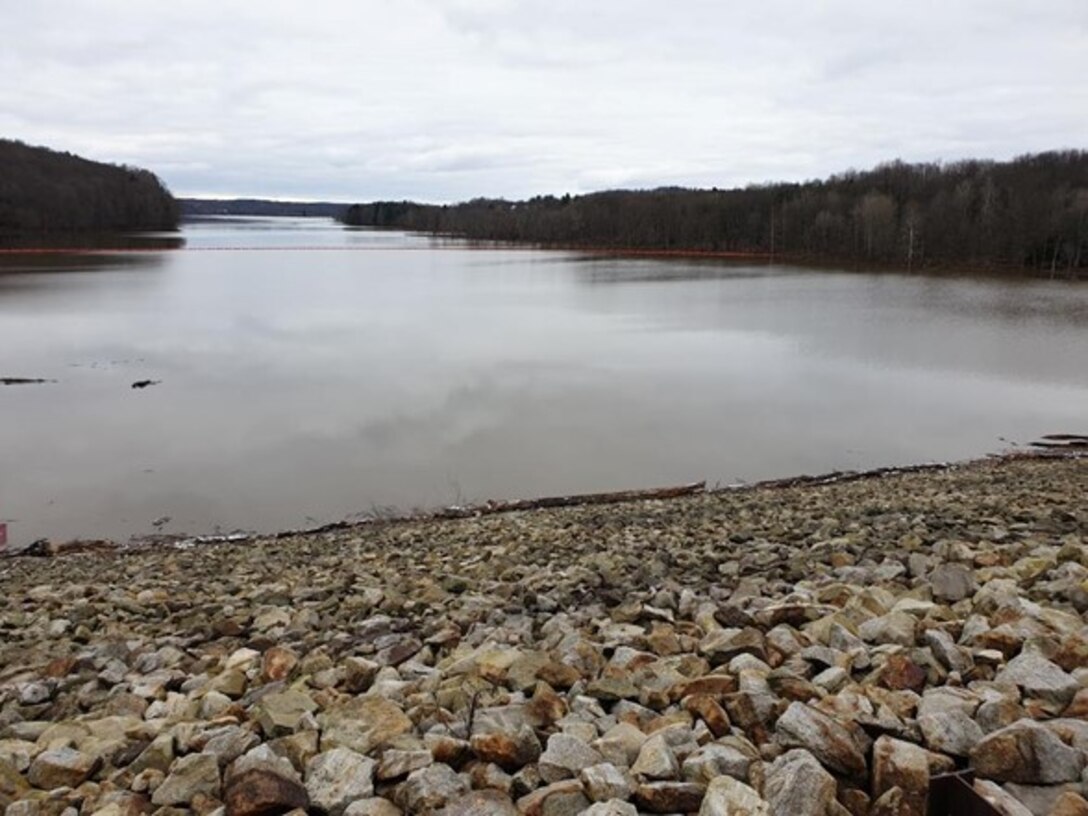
[1,227,1083,281]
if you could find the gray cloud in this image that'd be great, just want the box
[2,0,1085,201]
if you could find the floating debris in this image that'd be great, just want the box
[1,377,56,385]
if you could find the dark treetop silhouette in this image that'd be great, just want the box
[343,151,1087,276]
[0,139,178,236]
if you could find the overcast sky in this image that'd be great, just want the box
[3,1,1086,202]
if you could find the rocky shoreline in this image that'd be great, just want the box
[1,454,1086,816]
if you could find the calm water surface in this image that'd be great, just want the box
[2,217,1086,546]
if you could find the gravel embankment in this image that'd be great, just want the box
[1,455,1086,816]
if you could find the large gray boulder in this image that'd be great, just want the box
[305,747,377,815]
[970,720,1085,784]
[775,702,867,779]
[763,749,838,816]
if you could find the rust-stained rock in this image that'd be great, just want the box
[27,747,101,790]
[774,701,867,779]
[632,781,706,813]
[469,726,541,771]
[224,768,309,816]
[970,719,1086,784]
[880,653,927,693]
[259,647,298,683]
[871,737,929,816]
[682,694,731,737]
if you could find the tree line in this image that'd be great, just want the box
[0,139,179,235]
[342,151,1087,276]
[180,198,349,218]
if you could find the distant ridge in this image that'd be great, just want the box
[180,198,349,219]
[0,139,178,234]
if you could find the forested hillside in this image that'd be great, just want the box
[343,151,1087,275]
[0,139,178,233]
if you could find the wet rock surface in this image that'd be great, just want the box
[0,455,1085,814]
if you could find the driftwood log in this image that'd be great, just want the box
[269,481,709,538]
[1030,433,1088,450]
[433,481,707,519]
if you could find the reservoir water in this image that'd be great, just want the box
[1,216,1086,547]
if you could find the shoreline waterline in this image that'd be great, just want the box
[4,449,1083,558]
[1,450,1085,813]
